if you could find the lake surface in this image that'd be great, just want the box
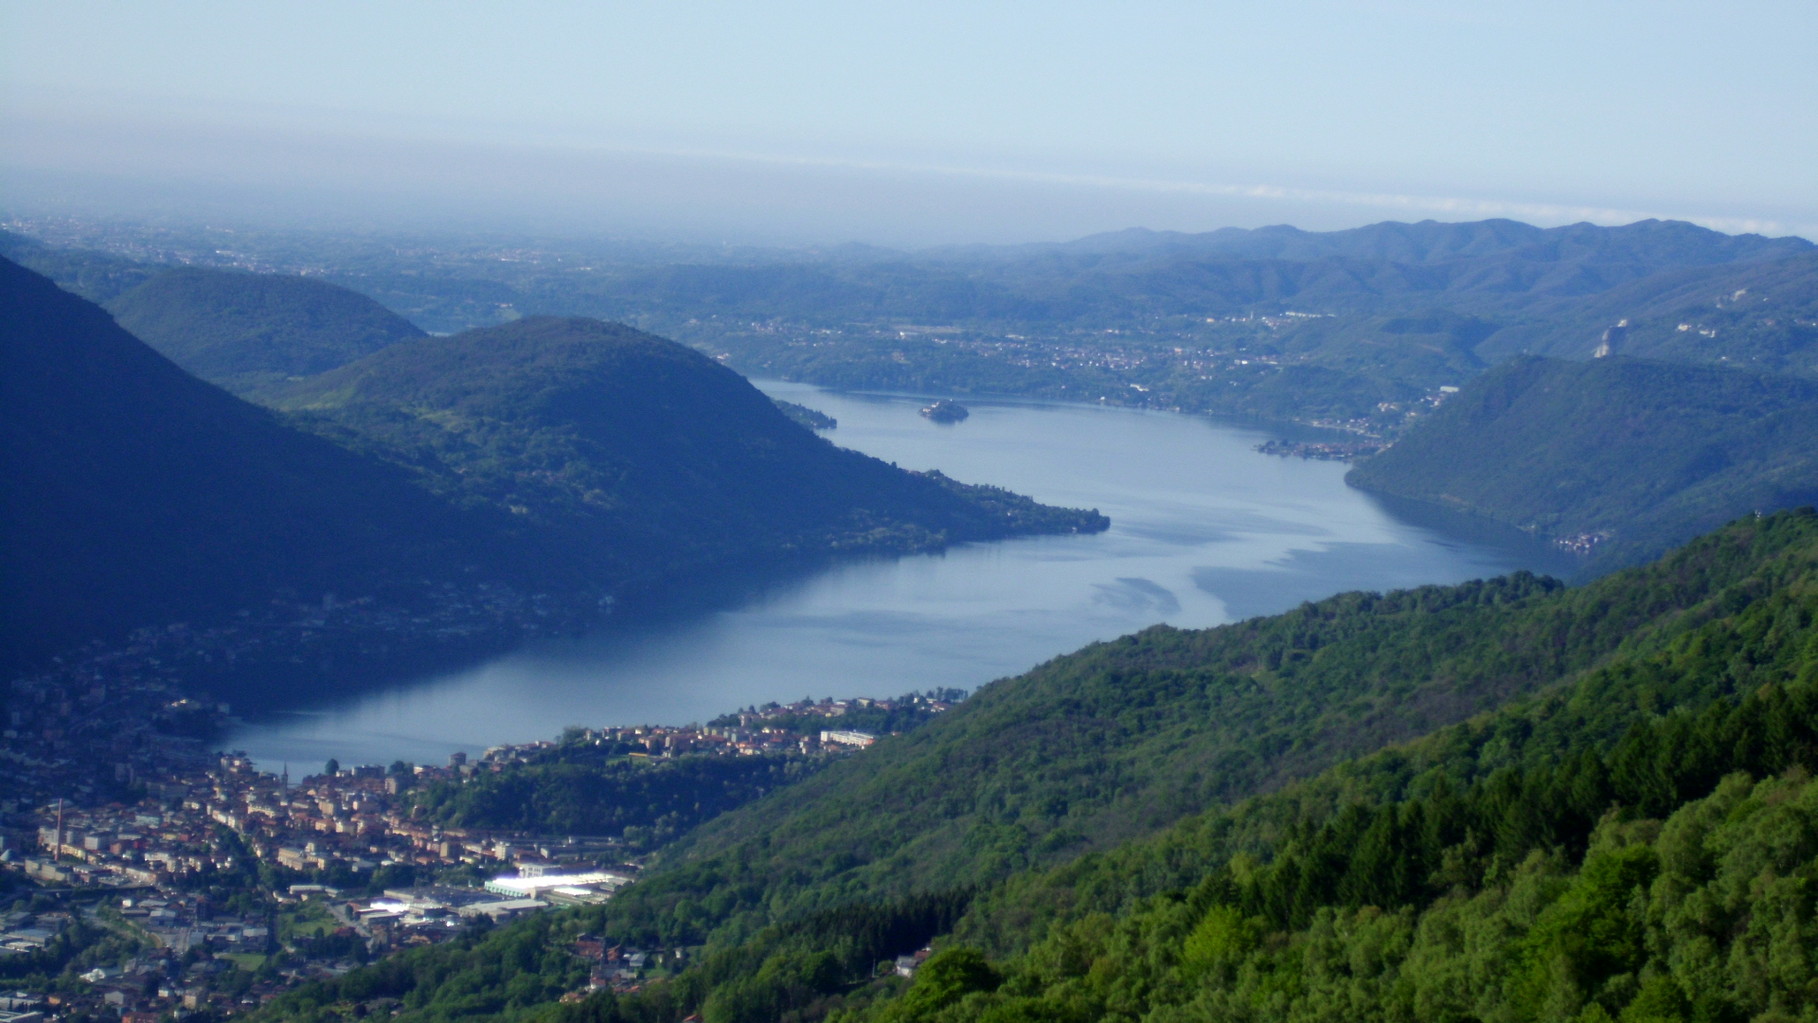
[227,384,1571,769]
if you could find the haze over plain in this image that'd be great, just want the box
[3,0,1815,245]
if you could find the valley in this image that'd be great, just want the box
[8,2,1816,1017]
[3,215,1817,1023]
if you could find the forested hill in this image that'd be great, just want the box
[607,507,1818,935]
[0,256,533,678]
[105,265,428,391]
[868,509,1818,1023]
[1348,355,1818,571]
[254,510,1818,1023]
[266,316,1106,588]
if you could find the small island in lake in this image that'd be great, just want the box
[920,399,970,422]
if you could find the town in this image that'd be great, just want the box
[1,629,958,1021]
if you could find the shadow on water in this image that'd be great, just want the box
[228,546,933,723]
[1358,490,1584,579]
[1188,492,1582,623]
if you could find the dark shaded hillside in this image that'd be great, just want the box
[105,266,427,390]
[0,257,531,677]
[252,511,1818,1023]
[1347,356,1818,570]
[268,316,1105,586]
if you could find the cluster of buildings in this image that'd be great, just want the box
[1555,532,1611,555]
[0,742,656,1018]
[1,662,951,1019]
[5,688,944,902]
[565,934,665,999]
[338,868,630,943]
[1254,438,1386,462]
[491,693,952,767]
[22,801,233,887]
[1,902,292,1020]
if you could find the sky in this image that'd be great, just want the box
[3,0,1815,247]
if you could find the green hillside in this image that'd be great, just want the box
[865,512,1818,1023]
[597,510,1818,943]
[251,510,1818,1023]
[1347,356,1818,571]
[265,316,1105,589]
[105,265,428,391]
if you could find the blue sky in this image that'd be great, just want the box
[3,0,1814,245]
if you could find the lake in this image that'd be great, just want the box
[226,383,1571,769]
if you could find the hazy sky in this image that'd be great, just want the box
[4,0,1815,246]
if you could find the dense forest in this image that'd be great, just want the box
[411,755,828,854]
[247,509,1818,1023]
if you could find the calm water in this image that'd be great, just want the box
[227,384,1569,769]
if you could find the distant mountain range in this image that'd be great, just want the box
[1008,216,1810,266]
[547,216,1813,323]
[6,216,1815,576]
